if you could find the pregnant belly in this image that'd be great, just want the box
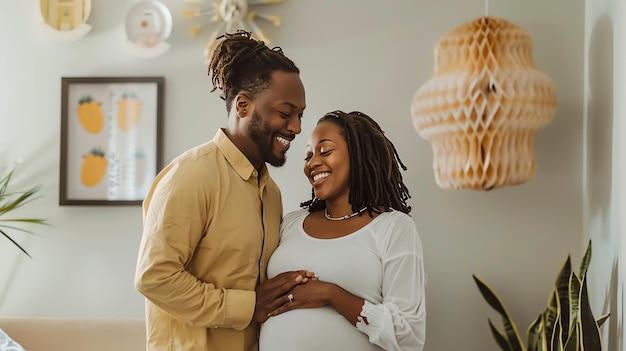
[258,307,381,351]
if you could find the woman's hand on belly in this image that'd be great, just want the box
[267,279,366,325]
[254,270,315,323]
[265,279,330,318]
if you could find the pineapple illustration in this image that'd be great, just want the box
[76,95,104,134]
[81,148,108,187]
[117,92,142,131]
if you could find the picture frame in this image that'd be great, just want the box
[59,77,164,205]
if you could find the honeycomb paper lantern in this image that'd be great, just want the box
[411,16,557,191]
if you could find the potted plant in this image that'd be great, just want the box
[473,240,609,350]
[0,165,47,258]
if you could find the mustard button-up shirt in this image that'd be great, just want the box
[135,129,282,351]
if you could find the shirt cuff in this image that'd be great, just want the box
[356,300,398,348]
[225,289,256,330]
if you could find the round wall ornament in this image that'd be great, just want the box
[182,0,286,63]
[39,0,92,41]
[124,0,173,58]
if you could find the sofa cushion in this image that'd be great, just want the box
[0,327,26,351]
[0,318,145,351]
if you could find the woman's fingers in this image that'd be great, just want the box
[257,270,319,321]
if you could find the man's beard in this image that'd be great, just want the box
[248,110,286,167]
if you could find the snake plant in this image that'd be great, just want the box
[0,168,47,258]
[473,240,609,351]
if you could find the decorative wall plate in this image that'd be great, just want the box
[124,0,173,58]
[182,0,286,63]
[39,0,92,42]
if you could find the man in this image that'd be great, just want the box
[134,31,308,351]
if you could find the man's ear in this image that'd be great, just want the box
[235,93,253,118]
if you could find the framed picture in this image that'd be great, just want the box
[60,77,164,205]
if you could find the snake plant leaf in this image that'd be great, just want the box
[528,314,543,351]
[526,314,544,351]
[543,288,560,345]
[596,314,610,328]
[549,315,563,351]
[579,240,592,280]
[568,272,582,334]
[473,274,525,351]
[555,256,572,343]
[579,276,602,350]
[472,274,514,318]
[563,322,581,351]
[489,319,514,351]
[536,320,548,351]
[476,240,607,351]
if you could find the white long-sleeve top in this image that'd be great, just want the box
[259,209,426,351]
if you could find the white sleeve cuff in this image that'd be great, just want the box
[355,300,401,350]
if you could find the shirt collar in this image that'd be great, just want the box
[213,128,267,181]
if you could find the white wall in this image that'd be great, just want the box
[0,1,587,350]
[584,0,625,348]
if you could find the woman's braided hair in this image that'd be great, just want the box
[208,30,299,113]
[301,110,412,215]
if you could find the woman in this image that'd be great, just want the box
[259,110,426,350]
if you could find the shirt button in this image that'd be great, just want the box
[252,170,257,176]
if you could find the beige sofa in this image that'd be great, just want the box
[0,318,146,351]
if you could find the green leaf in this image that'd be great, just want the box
[489,319,514,351]
[579,276,602,350]
[0,186,41,215]
[568,272,581,334]
[0,223,47,236]
[476,240,606,351]
[536,321,548,351]
[79,95,94,104]
[579,240,592,280]
[0,169,14,194]
[0,166,48,258]
[563,322,580,351]
[596,314,610,328]
[0,228,31,258]
[473,274,526,351]
[548,314,563,351]
[555,256,572,343]
[0,218,47,225]
[543,288,560,345]
[527,314,543,351]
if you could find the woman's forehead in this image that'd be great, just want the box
[307,122,344,146]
